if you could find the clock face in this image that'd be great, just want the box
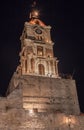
[35,28,42,34]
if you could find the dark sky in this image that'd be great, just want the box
[0,0,84,112]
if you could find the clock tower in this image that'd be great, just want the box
[1,9,83,130]
[19,11,59,78]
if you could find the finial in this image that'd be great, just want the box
[31,0,37,8]
[29,9,39,19]
[29,0,40,19]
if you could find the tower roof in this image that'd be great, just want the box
[29,18,46,26]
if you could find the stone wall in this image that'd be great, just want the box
[19,75,80,115]
[0,75,83,130]
[0,108,84,130]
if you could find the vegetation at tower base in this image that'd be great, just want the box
[0,16,84,130]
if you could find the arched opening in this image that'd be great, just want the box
[25,59,27,72]
[31,58,35,73]
[38,64,45,75]
[50,61,53,73]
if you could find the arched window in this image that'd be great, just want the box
[31,58,35,73]
[38,64,45,75]
[37,46,43,56]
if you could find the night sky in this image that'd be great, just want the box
[0,0,84,113]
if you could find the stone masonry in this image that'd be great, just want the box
[0,74,84,129]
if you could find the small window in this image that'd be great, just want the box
[46,48,53,57]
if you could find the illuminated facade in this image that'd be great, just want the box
[0,12,84,130]
[19,18,59,78]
